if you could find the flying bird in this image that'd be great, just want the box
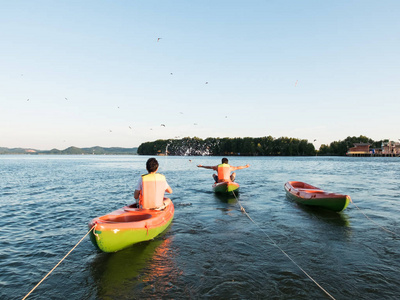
[314,139,317,142]
[27,98,29,101]
[194,123,198,125]
[205,82,208,84]
[161,124,166,127]
[129,126,132,129]
[65,97,68,100]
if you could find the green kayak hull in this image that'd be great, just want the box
[284,181,350,212]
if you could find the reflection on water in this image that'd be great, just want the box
[286,195,351,228]
[213,193,238,204]
[90,233,179,299]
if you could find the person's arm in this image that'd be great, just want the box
[197,165,217,170]
[134,177,142,200]
[231,164,250,171]
[164,180,173,194]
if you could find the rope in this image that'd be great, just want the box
[231,191,336,300]
[22,224,96,300]
[350,199,398,236]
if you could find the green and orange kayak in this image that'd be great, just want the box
[212,181,240,194]
[88,198,174,252]
[284,181,351,212]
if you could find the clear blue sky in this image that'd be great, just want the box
[1,1,399,150]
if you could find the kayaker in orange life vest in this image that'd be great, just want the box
[197,158,250,183]
[134,158,173,209]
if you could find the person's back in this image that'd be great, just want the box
[140,173,167,209]
[134,158,173,209]
[217,163,231,182]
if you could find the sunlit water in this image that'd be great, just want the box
[1,155,399,299]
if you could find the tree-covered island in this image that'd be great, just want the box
[138,136,316,156]
[138,135,394,156]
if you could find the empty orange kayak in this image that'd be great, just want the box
[88,198,174,252]
[284,181,351,212]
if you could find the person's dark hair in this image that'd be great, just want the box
[222,158,228,164]
[146,158,159,172]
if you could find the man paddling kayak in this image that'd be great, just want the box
[197,158,250,183]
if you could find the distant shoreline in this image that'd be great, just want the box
[0,146,138,155]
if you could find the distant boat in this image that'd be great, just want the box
[213,181,240,195]
[88,199,174,252]
[284,181,351,212]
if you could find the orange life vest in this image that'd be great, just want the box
[217,164,231,182]
[139,173,167,209]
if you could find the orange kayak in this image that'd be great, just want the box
[284,181,351,212]
[88,198,174,252]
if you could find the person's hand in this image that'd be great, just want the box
[246,164,250,168]
[197,164,202,167]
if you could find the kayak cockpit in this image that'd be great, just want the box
[99,213,152,223]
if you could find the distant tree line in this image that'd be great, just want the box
[137,136,316,156]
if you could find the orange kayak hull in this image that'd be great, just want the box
[88,198,174,252]
[284,181,350,212]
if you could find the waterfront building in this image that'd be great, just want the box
[347,141,400,157]
[382,141,400,156]
[346,143,371,157]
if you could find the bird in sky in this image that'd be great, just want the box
[205,82,208,84]
[129,126,132,129]
[27,98,29,101]
[65,97,68,100]
[170,73,173,75]
[109,130,112,132]
[314,139,317,142]
[161,124,166,127]
[194,123,198,125]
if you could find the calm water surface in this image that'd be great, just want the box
[0,155,399,299]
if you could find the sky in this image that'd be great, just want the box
[1,1,399,150]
